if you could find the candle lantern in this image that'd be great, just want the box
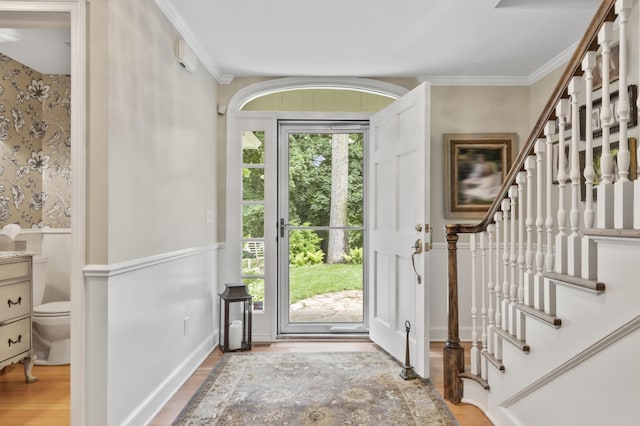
[219,283,252,352]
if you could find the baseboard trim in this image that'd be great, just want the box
[430,326,473,342]
[122,333,216,426]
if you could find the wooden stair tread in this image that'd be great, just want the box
[494,327,530,353]
[544,271,605,294]
[460,370,491,389]
[584,228,640,238]
[480,350,505,373]
[516,303,561,328]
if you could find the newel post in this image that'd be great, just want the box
[444,224,464,403]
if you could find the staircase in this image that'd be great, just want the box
[444,0,640,424]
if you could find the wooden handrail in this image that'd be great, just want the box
[443,0,617,404]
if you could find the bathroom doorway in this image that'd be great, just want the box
[0,2,86,424]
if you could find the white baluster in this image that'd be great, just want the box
[636,0,640,229]
[516,172,527,340]
[556,99,569,274]
[615,0,634,229]
[568,77,582,276]
[597,22,615,228]
[470,233,479,376]
[502,198,511,332]
[524,156,536,308]
[545,121,557,316]
[509,185,518,336]
[487,224,495,356]
[480,231,488,381]
[582,51,598,280]
[494,212,503,361]
[534,139,546,310]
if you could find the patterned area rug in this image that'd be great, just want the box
[173,351,459,425]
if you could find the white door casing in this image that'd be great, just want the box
[0,2,87,425]
[368,83,431,377]
[225,79,411,343]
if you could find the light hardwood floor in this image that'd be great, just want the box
[0,342,492,425]
[0,363,70,425]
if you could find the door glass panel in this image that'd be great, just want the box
[243,277,264,311]
[287,133,364,227]
[243,241,265,275]
[243,204,264,238]
[347,134,364,226]
[243,167,264,201]
[281,128,365,330]
[242,131,265,164]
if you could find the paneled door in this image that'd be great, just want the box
[368,83,431,377]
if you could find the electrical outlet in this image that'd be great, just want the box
[184,317,190,336]
[205,209,215,224]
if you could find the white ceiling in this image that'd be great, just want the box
[0,1,602,83]
[0,29,70,75]
[0,12,70,75]
[157,0,601,85]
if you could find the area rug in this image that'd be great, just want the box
[173,351,459,425]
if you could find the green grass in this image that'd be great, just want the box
[289,263,363,304]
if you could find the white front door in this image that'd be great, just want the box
[368,83,431,377]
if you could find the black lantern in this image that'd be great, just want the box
[219,283,252,352]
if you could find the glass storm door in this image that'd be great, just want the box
[278,122,368,334]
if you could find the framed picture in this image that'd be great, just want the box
[579,138,637,201]
[444,133,517,219]
[579,85,637,140]
[592,43,620,91]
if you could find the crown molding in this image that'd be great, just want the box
[417,75,530,86]
[154,0,234,84]
[527,40,577,85]
[419,39,577,87]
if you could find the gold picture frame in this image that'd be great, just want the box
[578,85,637,140]
[579,138,637,201]
[592,43,620,91]
[444,133,517,219]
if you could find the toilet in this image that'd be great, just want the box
[32,256,71,365]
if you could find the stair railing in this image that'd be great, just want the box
[444,0,618,403]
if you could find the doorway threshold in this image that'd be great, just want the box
[275,333,370,341]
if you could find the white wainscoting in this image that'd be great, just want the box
[84,244,221,426]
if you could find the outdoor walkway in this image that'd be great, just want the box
[289,290,363,322]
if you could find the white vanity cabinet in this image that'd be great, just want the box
[0,253,36,383]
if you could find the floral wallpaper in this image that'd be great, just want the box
[0,53,71,229]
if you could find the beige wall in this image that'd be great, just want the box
[431,86,531,241]
[529,66,565,129]
[87,0,109,264]
[87,0,219,263]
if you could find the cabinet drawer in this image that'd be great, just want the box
[0,281,30,323]
[0,260,30,282]
[0,317,30,363]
